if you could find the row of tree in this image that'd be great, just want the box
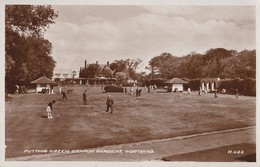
[146,48,255,80]
[81,47,256,86]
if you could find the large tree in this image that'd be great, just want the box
[202,48,235,78]
[6,5,58,37]
[147,52,177,79]
[111,58,142,81]
[5,5,58,91]
[220,50,256,79]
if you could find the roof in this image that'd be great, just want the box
[182,77,190,82]
[80,64,108,71]
[165,78,188,84]
[102,65,112,72]
[31,76,57,84]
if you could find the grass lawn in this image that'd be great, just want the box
[5,86,256,158]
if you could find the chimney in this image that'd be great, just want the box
[96,61,98,65]
[85,60,87,69]
[107,61,109,66]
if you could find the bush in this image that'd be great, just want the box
[104,85,124,92]
[218,78,255,96]
[188,79,201,91]
[143,79,166,88]
[6,84,17,94]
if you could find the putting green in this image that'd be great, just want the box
[5,86,256,158]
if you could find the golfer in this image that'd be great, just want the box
[46,100,55,119]
[106,95,114,113]
[214,89,218,98]
[235,88,239,99]
[83,90,87,105]
[62,91,67,99]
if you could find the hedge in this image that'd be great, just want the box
[187,79,201,91]
[218,78,256,96]
[143,79,166,88]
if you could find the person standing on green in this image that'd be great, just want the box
[235,88,239,99]
[46,100,55,119]
[106,95,114,113]
[83,90,87,105]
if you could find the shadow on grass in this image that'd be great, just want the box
[41,116,48,118]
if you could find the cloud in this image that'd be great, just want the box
[143,6,255,29]
[44,5,255,72]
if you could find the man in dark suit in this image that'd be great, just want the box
[106,95,114,113]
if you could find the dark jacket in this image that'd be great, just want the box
[83,92,86,100]
[48,102,54,110]
[106,98,113,106]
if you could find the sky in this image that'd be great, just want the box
[44,5,256,73]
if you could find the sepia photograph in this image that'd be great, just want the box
[2,0,258,167]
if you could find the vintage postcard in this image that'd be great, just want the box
[1,0,258,167]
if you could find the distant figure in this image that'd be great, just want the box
[106,95,114,113]
[124,87,127,94]
[188,88,191,95]
[138,89,142,96]
[130,87,133,95]
[198,87,202,96]
[148,86,150,93]
[214,89,218,98]
[46,100,55,119]
[235,88,239,99]
[83,90,87,105]
[59,86,62,93]
[61,91,67,99]
[204,86,207,94]
[136,88,139,97]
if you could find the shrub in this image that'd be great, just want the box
[143,79,166,88]
[6,84,17,94]
[188,79,201,91]
[218,78,255,96]
[104,85,124,92]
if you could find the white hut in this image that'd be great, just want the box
[165,78,188,92]
[31,76,57,93]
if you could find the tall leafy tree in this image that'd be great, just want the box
[5,5,58,91]
[6,5,58,37]
[202,48,235,77]
[111,59,142,81]
[220,50,256,79]
[178,52,204,79]
[147,52,177,79]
